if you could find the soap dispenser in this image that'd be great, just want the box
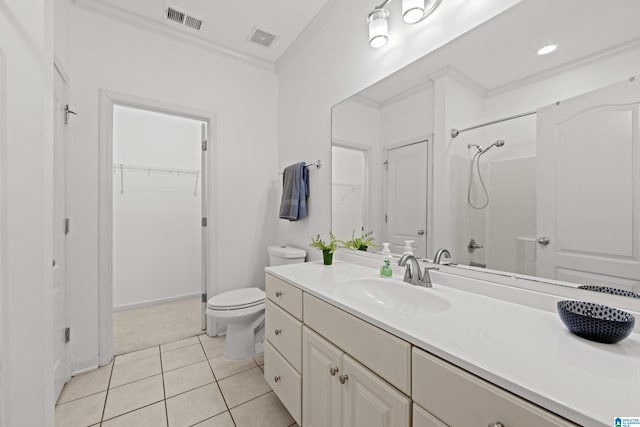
[380,259,393,278]
[381,242,392,261]
[403,240,414,255]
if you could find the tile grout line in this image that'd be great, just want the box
[198,336,238,427]
[159,344,170,427]
[99,358,116,423]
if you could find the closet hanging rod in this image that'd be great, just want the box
[278,160,322,175]
[113,163,200,176]
[450,110,536,138]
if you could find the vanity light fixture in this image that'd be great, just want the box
[368,0,443,48]
[537,44,557,55]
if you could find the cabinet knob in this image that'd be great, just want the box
[274,375,281,383]
[329,366,339,376]
[275,291,283,297]
[488,423,505,427]
[338,374,349,384]
[274,329,282,336]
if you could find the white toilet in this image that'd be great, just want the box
[206,245,306,360]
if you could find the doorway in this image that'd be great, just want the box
[99,91,215,363]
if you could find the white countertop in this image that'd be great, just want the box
[265,260,640,427]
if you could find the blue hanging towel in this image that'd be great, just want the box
[279,162,309,221]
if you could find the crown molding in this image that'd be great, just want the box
[379,80,434,109]
[429,65,488,98]
[348,94,381,109]
[72,0,276,73]
[276,0,348,71]
[488,37,640,97]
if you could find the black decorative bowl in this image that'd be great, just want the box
[578,285,640,299]
[557,300,636,344]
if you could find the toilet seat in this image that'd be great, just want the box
[207,288,265,311]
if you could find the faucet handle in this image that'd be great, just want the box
[419,267,439,287]
[403,265,413,282]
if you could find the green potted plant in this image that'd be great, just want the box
[310,232,338,265]
[340,229,379,252]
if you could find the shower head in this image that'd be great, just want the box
[479,139,505,155]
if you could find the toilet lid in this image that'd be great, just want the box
[207,287,265,310]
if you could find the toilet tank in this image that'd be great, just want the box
[268,245,306,266]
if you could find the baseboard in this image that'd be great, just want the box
[71,355,101,376]
[113,292,200,312]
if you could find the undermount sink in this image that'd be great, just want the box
[333,277,451,318]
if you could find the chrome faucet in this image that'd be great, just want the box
[434,248,451,264]
[398,254,437,288]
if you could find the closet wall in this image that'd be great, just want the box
[113,106,202,310]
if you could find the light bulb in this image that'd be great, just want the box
[368,9,389,48]
[402,0,425,24]
[537,44,557,55]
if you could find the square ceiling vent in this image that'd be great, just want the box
[165,5,203,31]
[249,28,277,47]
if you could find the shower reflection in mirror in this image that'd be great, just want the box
[332,144,369,240]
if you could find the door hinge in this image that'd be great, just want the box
[64,105,77,125]
[385,214,388,223]
[64,327,71,343]
[383,160,388,171]
[201,293,207,303]
[202,217,207,227]
[202,140,208,151]
[64,218,70,235]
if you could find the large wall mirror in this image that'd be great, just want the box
[331,0,640,299]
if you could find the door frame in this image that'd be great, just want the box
[98,90,216,365]
[53,59,72,395]
[382,135,433,257]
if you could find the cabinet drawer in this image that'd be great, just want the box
[303,293,411,395]
[266,274,303,320]
[412,348,577,427]
[265,300,302,372]
[413,405,446,427]
[264,341,301,426]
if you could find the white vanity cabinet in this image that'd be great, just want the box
[264,275,303,425]
[412,348,577,427]
[302,326,410,427]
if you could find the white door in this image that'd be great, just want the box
[302,327,343,427]
[384,141,428,257]
[537,76,640,292]
[53,64,71,399]
[200,122,208,330]
[342,355,411,427]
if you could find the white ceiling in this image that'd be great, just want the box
[95,0,332,63]
[359,0,640,104]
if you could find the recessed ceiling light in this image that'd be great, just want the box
[537,44,557,56]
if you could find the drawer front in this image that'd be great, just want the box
[265,274,303,320]
[413,405,446,427]
[412,348,577,427]
[264,341,301,426]
[265,300,302,372]
[303,293,411,395]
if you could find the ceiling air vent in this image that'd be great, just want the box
[249,28,277,47]
[166,7,185,24]
[164,5,203,31]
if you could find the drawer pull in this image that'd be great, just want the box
[329,366,339,376]
[275,291,283,297]
[274,329,282,336]
[339,374,349,384]
[488,423,505,427]
[274,375,281,383]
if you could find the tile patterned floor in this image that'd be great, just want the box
[56,334,298,427]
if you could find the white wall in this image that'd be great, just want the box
[56,1,279,371]
[277,0,523,259]
[0,1,55,426]
[112,106,202,309]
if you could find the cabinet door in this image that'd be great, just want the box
[342,355,410,427]
[302,327,343,427]
[413,405,447,427]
